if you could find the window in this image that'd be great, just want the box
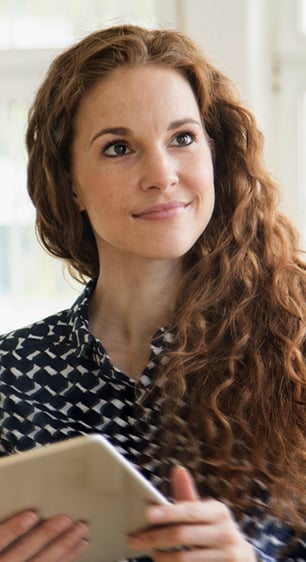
[301,0,306,33]
[0,0,170,49]
[301,1,306,230]
[272,0,306,249]
[0,0,179,333]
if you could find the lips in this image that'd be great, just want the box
[133,201,189,220]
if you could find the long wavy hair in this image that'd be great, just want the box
[26,25,306,529]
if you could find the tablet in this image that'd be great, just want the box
[0,433,169,562]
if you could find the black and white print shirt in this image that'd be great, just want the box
[0,281,305,562]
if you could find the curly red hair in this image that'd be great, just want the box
[26,24,306,529]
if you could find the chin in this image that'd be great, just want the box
[140,241,199,261]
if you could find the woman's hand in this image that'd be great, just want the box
[0,511,88,561]
[128,466,256,562]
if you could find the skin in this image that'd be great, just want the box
[129,467,257,561]
[0,65,255,560]
[71,64,256,561]
[72,65,215,263]
[71,64,215,379]
[0,514,88,561]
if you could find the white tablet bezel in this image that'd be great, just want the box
[0,433,169,562]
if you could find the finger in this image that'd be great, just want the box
[146,498,230,526]
[171,466,199,502]
[0,515,74,562]
[152,546,231,562]
[30,522,88,562]
[152,540,257,562]
[129,509,241,551]
[131,523,250,561]
[0,511,39,552]
[129,522,219,550]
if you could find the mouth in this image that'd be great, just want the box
[132,201,190,220]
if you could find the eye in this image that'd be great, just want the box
[102,140,132,158]
[171,131,195,147]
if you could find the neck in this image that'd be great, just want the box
[90,258,181,343]
[88,255,182,379]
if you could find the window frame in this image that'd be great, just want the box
[271,0,306,245]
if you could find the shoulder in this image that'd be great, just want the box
[0,309,71,359]
[0,281,95,372]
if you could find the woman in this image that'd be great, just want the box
[0,24,305,562]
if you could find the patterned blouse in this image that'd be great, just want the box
[0,281,305,562]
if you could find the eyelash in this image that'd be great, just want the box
[102,139,131,158]
[101,130,196,158]
[172,131,196,146]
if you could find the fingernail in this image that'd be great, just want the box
[147,506,166,522]
[51,515,73,532]
[76,539,89,552]
[128,536,146,549]
[73,521,88,537]
[20,511,39,529]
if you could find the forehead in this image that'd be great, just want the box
[73,64,201,131]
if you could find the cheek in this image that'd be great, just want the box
[193,164,215,199]
[189,148,214,183]
[206,183,215,216]
[194,169,215,222]
[90,169,129,205]
[87,188,129,227]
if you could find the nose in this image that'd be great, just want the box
[138,147,179,192]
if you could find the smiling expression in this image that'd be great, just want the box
[71,65,215,264]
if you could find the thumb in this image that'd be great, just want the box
[171,465,200,502]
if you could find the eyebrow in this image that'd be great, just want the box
[89,127,132,146]
[167,118,201,130]
[89,118,202,146]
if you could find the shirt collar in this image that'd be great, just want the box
[67,279,97,358]
[67,279,175,370]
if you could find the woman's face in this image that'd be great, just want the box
[72,65,214,264]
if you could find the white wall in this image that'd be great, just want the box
[182,0,250,99]
[180,0,306,245]
[181,0,275,134]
